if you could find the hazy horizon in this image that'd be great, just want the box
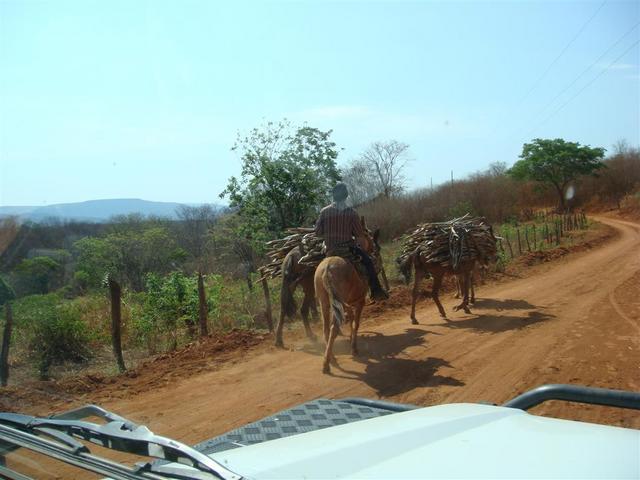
[1,0,638,206]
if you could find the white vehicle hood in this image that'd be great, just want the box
[210,403,640,479]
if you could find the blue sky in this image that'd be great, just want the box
[1,0,638,206]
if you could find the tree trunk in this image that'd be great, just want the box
[554,184,566,212]
[198,272,208,337]
[1,303,13,387]
[109,279,126,373]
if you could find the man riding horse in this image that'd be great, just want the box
[314,183,389,302]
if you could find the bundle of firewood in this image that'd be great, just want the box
[259,227,323,280]
[397,214,497,269]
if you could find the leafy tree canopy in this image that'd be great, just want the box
[510,138,605,209]
[73,226,186,291]
[13,256,62,295]
[220,120,341,247]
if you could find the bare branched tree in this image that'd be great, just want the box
[360,140,411,198]
[175,205,219,259]
[341,140,412,205]
[341,158,380,206]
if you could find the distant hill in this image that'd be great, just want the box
[0,199,222,223]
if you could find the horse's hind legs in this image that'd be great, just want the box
[453,272,472,314]
[432,273,447,319]
[350,302,364,357]
[322,322,339,374]
[410,269,423,324]
[301,294,318,342]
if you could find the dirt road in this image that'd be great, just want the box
[76,216,640,444]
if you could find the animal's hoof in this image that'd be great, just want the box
[351,348,359,357]
[322,364,331,374]
[464,308,472,314]
[411,318,419,325]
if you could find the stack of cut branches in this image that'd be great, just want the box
[259,228,324,280]
[397,214,497,269]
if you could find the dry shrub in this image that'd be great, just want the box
[620,191,640,220]
[359,167,548,241]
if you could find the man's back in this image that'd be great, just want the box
[315,204,364,251]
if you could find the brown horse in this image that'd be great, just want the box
[274,246,318,348]
[314,222,380,374]
[398,253,476,324]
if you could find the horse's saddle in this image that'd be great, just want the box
[324,244,368,278]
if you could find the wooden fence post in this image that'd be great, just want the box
[524,226,531,252]
[108,278,126,373]
[532,225,537,250]
[259,269,273,333]
[516,228,522,255]
[505,233,515,258]
[1,303,13,387]
[198,272,208,337]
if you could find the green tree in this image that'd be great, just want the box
[220,120,341,247]
[13,256,62,295]
[12,293,92,379]
[510,138,605,210]
[74,226,186,291]
[138,272,204,351]
[74,237,119,289]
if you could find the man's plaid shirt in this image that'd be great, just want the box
[314,203,365,251]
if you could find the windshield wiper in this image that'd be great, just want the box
[0,405,242,480]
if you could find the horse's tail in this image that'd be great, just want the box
[280,253,298,318]
[280,278,297,318]
[397,252,415,284]
[322,265,345,328]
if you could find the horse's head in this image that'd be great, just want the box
[361,217,384,269]
[396,254,413,284]
[478,225,499,268]
[359,216,377,255]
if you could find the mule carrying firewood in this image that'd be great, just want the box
[396,216,497,324]
[274,246,318,347]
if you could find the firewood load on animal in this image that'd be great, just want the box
[395,214,499,324]
[259,226,374,281]
[396,214,498,269]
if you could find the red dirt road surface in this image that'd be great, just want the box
[7,216,640,453]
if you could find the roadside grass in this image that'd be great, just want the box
[2,214,600,384]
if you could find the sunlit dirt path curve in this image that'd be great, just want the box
[99,216,640,445]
